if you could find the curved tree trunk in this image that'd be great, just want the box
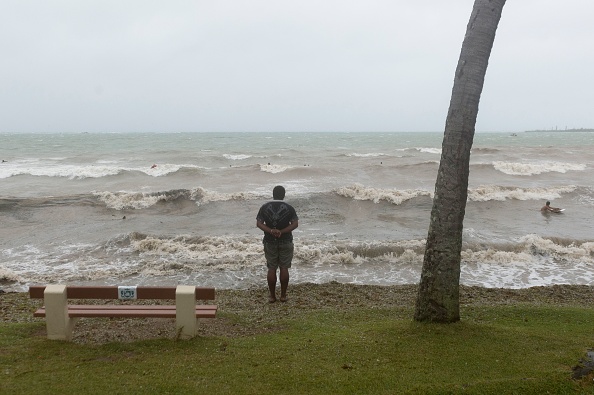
[414,0,506,322]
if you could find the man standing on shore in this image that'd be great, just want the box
[256,185,299,303]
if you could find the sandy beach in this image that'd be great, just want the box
[2,282,593,344]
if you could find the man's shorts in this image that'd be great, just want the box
[264,240,294,269]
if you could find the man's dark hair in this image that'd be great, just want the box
[273,185,285,200]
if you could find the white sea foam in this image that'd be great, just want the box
[460,235,594,288]
[493,161,586,175]
[94,189,203,210]
[468,185,577,202]
[517,234,594,259]
[0,162,200,179]
[144,164,200,176]
[223,154,252,160]
[460,235,594,268]
[95,191,170,209]
[260,163,293,173]
[130,235,264,270]
[1,242,134,287]
[346,153,387,157]
[1,164,123,179]
[0,267,23,283]
[335,184,433,204]
[415,147,442,154]
[4,233,594,292]
[196,188,263,205]
[0,159,204,180]
[144,236,586,284]
[94,187,266,210]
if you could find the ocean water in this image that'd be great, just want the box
[1,131,593,292]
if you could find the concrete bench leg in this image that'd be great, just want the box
[44,284,75,341]
[176,285,197,339]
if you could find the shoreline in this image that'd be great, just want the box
[2,282,594,344]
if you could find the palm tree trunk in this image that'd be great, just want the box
[414,0,506,322]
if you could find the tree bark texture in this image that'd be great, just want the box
[414,0,506,322]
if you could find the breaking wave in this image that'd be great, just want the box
[493,161,586,176]
[94,187,264,210]
[335,184,433,204]
[468,185,577,202]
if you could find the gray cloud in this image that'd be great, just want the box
[1,0,592,133]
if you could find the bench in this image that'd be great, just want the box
[29,284,217,341]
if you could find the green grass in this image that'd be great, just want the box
[2,305,594,394]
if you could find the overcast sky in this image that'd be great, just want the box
[1,0,592,133]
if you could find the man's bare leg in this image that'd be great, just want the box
[267,268,277,303]
[279,267,289,302]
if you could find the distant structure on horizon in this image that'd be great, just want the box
[525,127,594,133]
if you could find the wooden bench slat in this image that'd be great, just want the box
[34,305,217,319]
[68,310,217,319]
[29,285,215,300]
[60,304,217,311]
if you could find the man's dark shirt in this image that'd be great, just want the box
[256,200,298,242]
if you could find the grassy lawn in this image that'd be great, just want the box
[2,303,593,394]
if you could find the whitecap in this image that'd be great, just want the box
[416,147,442,154]
[335,183,433,204]
[94,191,169,209]
[493,161,586,176]
[260,163,293,173]
[346,153,387,157]
[223,154,252,160]
[468,185,577,202]
[195,187,262,205]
